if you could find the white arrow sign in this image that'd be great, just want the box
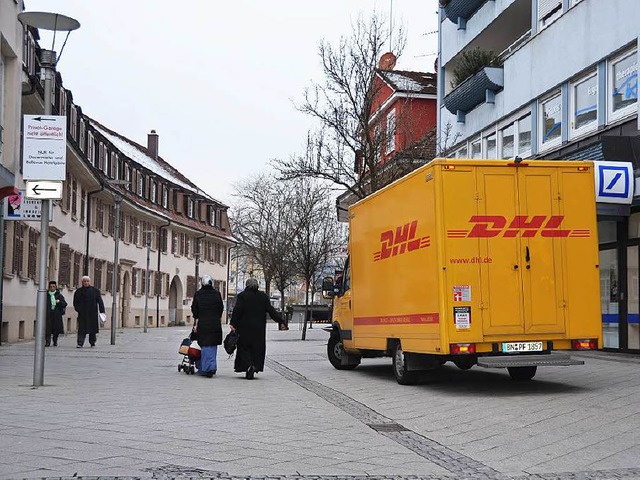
[25,180,63,200]
[22,115,67,181]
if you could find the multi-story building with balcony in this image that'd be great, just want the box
[437,0,639,351]
[0,11,235,344]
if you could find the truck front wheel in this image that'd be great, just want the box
[507,366,537,381]
[392,343,418,385]
[328,332,358,370]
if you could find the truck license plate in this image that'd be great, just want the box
[502,341,543,353]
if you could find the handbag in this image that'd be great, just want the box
[98,312,107,327]
[223,330,239,355]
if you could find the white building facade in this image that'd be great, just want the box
[438,0,640,351]
[0,8,235,344]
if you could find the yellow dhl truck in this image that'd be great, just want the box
[324,159,602,384]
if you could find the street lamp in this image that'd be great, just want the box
[18,11,80,387]
[106,179,130,345]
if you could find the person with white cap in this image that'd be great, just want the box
[190,275,224,377]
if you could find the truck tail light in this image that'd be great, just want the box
[450,343,476,354]
[572,339,598,350]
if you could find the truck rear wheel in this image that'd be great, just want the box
[392,343,418,385]
[328,332,358,370]
[507,366,537,381]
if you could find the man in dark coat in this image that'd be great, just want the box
[191,275,224,377]
[45,280,67,347]
[230,278,285,379]
[73,275,105,348]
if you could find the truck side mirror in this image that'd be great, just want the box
[322,276,335,299]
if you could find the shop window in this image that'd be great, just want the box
[484,133,497,159]
[518,114,532,156]
[500,124,515,159]
[571,71,598,137]
[539,92,562,150]
[470,138,481,158]
[609,49,638,123]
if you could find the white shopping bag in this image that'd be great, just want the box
[98,312,107,327]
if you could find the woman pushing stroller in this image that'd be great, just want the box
[190,275,224,377]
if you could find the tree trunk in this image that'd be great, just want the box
[302,285,310,341]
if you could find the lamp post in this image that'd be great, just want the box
[18,11,80,387]
[106,179,130,345]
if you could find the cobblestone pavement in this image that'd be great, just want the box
[1,324,639,480]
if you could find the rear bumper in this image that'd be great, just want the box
[477,353,584,368]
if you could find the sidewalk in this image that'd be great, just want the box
[0,325,450,479]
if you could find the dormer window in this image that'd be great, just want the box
[209,207,215,226]
[150,182,157,203]
[162,187,168,208]
[188,198,194,218]
[125,166,132,190]
[137,173,144,196]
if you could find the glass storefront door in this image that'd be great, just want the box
[627,246,640,350]
[600,249,619,348]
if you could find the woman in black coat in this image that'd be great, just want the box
[45,280,67,347]
[73,275,105,348]
[230,278,285,379]
[191,275,224,377]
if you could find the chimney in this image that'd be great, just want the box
[379,52,397,70]
[147,130,159,159]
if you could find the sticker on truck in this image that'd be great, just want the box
[452,285,471,302]
[453,306,471,329]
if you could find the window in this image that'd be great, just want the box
[385,109,396,154]
[162,187,169,208]
[126,166,132,190]
[374,124,382,161]
[570,0,583,6]
[87,133,95,165]
[137,173,144,196]
[79,120,86,152]
[150,182,157,203]
[500,124,515,159]
[518,114,532,155]
[209,207,216,226]
[540,92,562,149]
[571,71,598,136]
[484,133,497,159]
[455,146,468,158]
[609,49,638,122]
[188,199,194,218]
[539,0,562,29]
[470,138,481,159]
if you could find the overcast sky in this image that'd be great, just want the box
[25,1,440,206]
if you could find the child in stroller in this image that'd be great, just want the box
[177,336,200,375]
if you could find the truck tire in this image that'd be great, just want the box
[453,358,474,370]
[507,366,537,381]
[328,332,358,370]
[392,343,418,385]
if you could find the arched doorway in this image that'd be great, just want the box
[169,275,183,326]
[121,270,131,328]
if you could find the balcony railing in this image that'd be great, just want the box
[443,0,489,24]
[443,66,504,115]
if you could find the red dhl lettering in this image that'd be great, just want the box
[374,220,430,261]
[447,215,590,239]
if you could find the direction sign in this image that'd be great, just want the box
[22,115,67,180]
[25,180,63,200]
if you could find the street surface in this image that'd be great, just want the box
[1,323,640,480]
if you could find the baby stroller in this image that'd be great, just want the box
[177,336,201,375]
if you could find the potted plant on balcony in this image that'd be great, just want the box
[451,47,502,88]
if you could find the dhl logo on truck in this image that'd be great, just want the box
[447,215,591,238]
[374,220,430,261]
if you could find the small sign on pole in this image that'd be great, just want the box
[2,190,53,221]
[22,115,67,181]
[25,180,63,200]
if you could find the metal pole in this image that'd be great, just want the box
[111,195,122,345]
[34,52,55,386]
[143,232,150,333]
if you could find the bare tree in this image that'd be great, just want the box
[231,174,297,298]
[289,178,343,340]
[274,13,408,201]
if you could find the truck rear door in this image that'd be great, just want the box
[477,166,566,336]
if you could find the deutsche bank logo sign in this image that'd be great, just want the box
[593,161,634,204]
